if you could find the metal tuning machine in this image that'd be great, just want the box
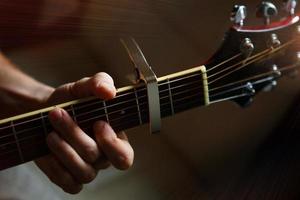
[121,38,161,134]
[231,5,247,27]
[256,1,278,25]
[240,38,254,60]
[263,65,282,92]
[283,0,297,16]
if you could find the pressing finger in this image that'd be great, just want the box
[93,121,134,170]
[69,72,116,100]
[49,108,100,164]
[46,131,97,184]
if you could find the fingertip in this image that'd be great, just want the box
[115,153,134,171]
[93,122,134,171]
[95,82,117,100]
[63,184,83,195]
[49,108,63,123]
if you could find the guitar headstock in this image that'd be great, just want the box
[206,1,300,107]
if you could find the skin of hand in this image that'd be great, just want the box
[35,72,134,194]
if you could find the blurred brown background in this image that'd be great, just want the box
[2,0,300,199]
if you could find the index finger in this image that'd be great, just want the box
[71,72,116,100]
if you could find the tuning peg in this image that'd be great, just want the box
[283,0,297,16]
[231,5,247,26]
[234,82,256,107]
[240,38,254,58]
[245,82,256,96]
[263,65,282,92]
[256,2,278,25]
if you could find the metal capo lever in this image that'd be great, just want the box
[121,38,161,134]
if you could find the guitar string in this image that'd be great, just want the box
[208,63,300,93]
[0,63,298,157]
[0,50,260,131]
[0,69,286,155]
[206,53,243,72]
[0,46,294,143]
[208,51,276,85]
[0,51,254,131]
[72,72,203,112]
[0,40,294,139]
[207,49,270,78]
[0,82,204,141]
[0,76,204,132]
[75,79,202,119]
[0,96,205,158]
[0,57,293,149]
[0,89,205,153]
[208,64,300,103]
[2,62,297,151]
[0,83,204,145]
[208,40,295,84]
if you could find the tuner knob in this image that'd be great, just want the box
[283,0,297,16]
[240,38,254,58]
[234,83,255,108]
[231,5,247,26]
[256,1,278,25]
[245,82,256,96]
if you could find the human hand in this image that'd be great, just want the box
[35,73,134,194]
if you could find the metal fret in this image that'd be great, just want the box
[167,78,175,115]
[40,112,48,137]
[70,105,77,123]
[11,121,24,162]
[134,88,143,125]
[103,101,110,124]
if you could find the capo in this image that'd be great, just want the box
[121,38,161,134]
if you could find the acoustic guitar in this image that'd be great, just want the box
[1,1,300,173]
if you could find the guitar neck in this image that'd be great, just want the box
[0,66,209,170]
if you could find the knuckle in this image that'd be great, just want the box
[67,151,80,165]
[65,82,77,97]
[82,144,99,163]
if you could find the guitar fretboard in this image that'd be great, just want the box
[0,66,209,170]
